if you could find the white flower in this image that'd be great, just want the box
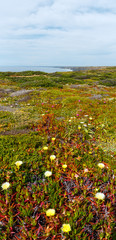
[95,192,105,200]
[15,161,23,168]
[44,171,52,177]
[46,209,55,217]
[50,155,56,161]
[84,168,89,173]
[1,182,10,190]
[98,163,105,169]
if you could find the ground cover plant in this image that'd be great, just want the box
[0,67,116,239]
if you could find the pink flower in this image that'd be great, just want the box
[75,174,79,178]
[76,114,79,116]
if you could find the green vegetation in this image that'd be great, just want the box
[0,67,115,239]
[0,66,116,88]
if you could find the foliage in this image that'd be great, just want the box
[0,68,115,239]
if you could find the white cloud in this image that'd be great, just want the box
[0,0,116,66]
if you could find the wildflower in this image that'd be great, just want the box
[1,182,10,190]
[44,171,52,177]
[95,192,105,200]
[75,174,79,178]
[50,155,56,161]
[70,117,75,119]
[98,163,105,169]
[84,168,89,173]
[89,117,93,120]
[43,146,48,150]
[46,209,55,217]
[15,161,23,168]
[52,137,56,141]
[62,164,67,169]
[61,223,71,233]
[78,125,81,130]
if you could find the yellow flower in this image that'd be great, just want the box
[89,151,92,154]
[98,163,105,169]
[52,137,56,141]
[62,164,67,169]
[50,155,56,161]
[95,192,105,200]
[15,161,23,168]
[46,209,55,217]
[89,117,93,120]
[61,223,71,233]
[1,182,10,190]
[43,146,48,150]
[44,171,52,177]
[78,125,81,130]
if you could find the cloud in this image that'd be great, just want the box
[0,0,116,66]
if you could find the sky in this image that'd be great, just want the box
[0,0,116,66]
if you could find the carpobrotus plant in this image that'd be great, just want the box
[0,114,115,239]
[1,182,10,190]
[0,67,115,240]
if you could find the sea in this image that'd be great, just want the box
[0,66,72,73]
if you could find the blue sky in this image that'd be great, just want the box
[0,0,116,66]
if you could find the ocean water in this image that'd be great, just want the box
[0,66,72,73]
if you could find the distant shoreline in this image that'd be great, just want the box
[0,65,115,73]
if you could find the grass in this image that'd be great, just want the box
[0,67,116,239]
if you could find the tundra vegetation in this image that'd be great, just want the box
[0,67,115,239]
